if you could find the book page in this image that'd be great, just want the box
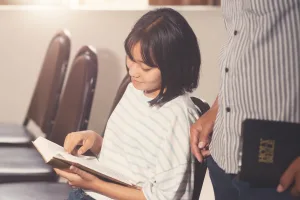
[33,137,135,186]
[32,137,65,162]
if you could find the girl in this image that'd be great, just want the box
[55,8,201,200]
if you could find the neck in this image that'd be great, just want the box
[144,87,167,98]
[144,89,160,98]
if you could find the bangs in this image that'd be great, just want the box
[124,31,157,68]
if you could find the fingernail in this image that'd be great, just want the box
[277,184,284,193]
[197,158,202,163]
[198,142,205,149]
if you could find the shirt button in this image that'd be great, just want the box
[225,68,229,73]
[226,107,231,112]
[234,30,238,36]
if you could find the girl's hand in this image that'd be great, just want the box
[54,165,99,190]
[64,130,103,156]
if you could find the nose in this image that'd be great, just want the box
[127,62,140,78]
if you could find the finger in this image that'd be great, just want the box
[291,172,300,197]
[198,126,211,148]
[54,168,71,176]
[190,128,203,163]
[68,181,74,186]
[68,138,84,154]
[70,165,91,179]
[278,161,297,193]
[190,127,200,147]
[54,168,77,181]
[54,167,72,173]
[77,138,94,155]
[192,145,203,163]
[201,149,211,158]
[64,133,80,153]
[65,134,83,154]
[198,141,208,149]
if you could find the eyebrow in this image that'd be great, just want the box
[127,55,142,63]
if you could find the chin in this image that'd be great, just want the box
[131,81,144,90]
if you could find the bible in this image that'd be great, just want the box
[239,119,300,188]
[33,137,136,188]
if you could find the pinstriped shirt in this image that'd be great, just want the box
[210,0,300,174]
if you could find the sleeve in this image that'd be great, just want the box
[142,108,195,200]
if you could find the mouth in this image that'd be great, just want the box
[131,79,141,83]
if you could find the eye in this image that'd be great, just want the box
[140,62,152,71]
[142,67,152,72]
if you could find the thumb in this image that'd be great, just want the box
[78,138,93,155]
[70,166,86,177]
[70,165,94,181]
[277,165,296,193]
[198,141,207,149]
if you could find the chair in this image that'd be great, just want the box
[0,46,98,183]
[191,97,210,200]
[0,30,71,146]
[48,45,98,146]
[0,182,71,200]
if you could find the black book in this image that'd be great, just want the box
[239,119,300,188]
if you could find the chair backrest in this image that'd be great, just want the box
[24,30,71,134]
[104,75,210,199]
[101,74,130,137]
[109,75,131,117]
[48,46,98,146]
[190,97,210,200]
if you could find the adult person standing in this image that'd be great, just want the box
[190,0,300,199]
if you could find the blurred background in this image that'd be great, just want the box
[0,0,220,6]
[0,1,225,199]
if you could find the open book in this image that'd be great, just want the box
[33,137,136,188]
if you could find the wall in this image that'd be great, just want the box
[0,6,225,135]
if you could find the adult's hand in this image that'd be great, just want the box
[190,97,218,162]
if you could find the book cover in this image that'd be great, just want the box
[239,119,300,188]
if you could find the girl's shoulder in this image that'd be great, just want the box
[158,94,199,123]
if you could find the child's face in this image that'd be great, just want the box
[126,43,162,98]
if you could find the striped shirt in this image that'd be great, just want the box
[210,0,300,174]
[86,83,199,199]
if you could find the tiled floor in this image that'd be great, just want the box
[199,171,215,200]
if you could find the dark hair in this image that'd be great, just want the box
[124,8,201,106]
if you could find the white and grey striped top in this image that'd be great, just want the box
[210,0,300,174]
[86,83,199,199]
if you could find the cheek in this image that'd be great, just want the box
[144,72,161,86]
